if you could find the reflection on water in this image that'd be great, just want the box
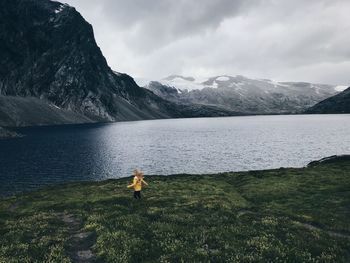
[0,114,349,196]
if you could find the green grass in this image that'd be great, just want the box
[1,157,350,262]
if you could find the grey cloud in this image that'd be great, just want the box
[69,0,254,53]
[64,0,350,85]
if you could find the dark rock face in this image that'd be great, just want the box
[305,87,350,114]
[308,155,350,166]
[0,0,213,124]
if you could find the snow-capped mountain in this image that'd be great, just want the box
[139,75,341,114]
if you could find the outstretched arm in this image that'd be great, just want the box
[142,179,148,186]
[127,183,135,188]
[127,178,136,188]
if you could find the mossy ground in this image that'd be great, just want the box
[0,158,350,262]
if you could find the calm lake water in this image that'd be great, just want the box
[0,114,349,196]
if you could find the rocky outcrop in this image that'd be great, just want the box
[308,155,350,166]
[0,127,21,138]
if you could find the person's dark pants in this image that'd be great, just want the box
[134,191,141,199]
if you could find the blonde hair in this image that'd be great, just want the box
[133,169,144,178]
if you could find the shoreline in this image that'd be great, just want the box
[2,155,349,199]
[0,127,22,139]
[2,112,350,131]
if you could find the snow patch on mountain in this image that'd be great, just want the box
[335,85,348,92]
[216,76,230,81]
[54,4,65,14]
[134,77,150,87]
[161,76,204,91]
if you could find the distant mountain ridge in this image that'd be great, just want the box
[306,87,350,114]
[141,75,340,114]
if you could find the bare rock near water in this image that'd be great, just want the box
[0,127,21,138]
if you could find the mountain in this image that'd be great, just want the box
[0,0,239,128]
[305,87,350,114]
[141,75,340,114]
[0,0,172,124]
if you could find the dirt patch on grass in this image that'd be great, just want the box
[56,212,96,262]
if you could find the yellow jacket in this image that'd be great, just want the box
[127,176,148,191]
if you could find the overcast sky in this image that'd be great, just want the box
[63,0,350,85]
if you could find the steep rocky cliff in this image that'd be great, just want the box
[1,0,235,126]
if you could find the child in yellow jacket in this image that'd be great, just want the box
[127,169,148,199]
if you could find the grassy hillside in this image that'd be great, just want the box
[0,156,349,262]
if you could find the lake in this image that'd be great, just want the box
[0,114,349,196]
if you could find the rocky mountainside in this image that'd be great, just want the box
[0,96,93,127]
[0,0,170,123]
[142,75,341,114]
[0,0,238,127]
[305,87,350,114]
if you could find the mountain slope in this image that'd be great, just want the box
[0,96,94,127]
[143,75,339,114]
[305,87,350,114]
[0,0,236,126]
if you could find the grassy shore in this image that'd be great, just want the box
[0,156,350,262]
